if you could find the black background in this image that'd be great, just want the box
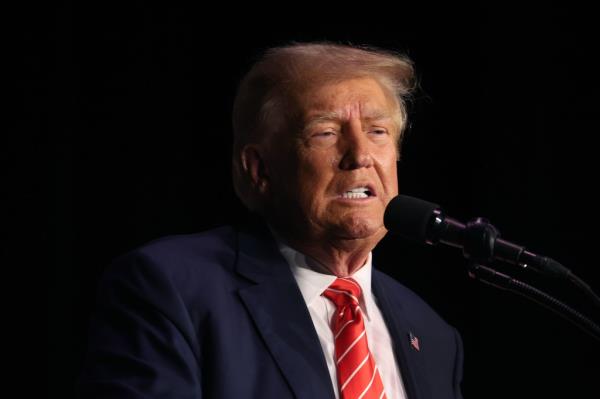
[28,2,600,398]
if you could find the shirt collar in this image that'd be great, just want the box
[272,231,375,320]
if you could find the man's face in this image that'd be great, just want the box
[265,77,400,243]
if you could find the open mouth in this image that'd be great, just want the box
[340,187,375,199]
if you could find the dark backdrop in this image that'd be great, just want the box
[36,3,600,398]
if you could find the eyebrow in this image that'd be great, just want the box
[302,110,394,131]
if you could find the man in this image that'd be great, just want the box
[79,43,464,398]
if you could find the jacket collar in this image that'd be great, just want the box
[234,221,429,399]
[372,270,430,399]
[235,222,336,399]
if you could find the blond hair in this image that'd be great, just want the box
[232,42,416,211]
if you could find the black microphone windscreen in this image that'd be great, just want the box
[384,195,440,242]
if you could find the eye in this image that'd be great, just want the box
[370,128,388,135]
[368,128,390,142]
[314,131,336,137]
[304,130,338,148]
[309,130,338,142]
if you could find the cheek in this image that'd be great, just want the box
[297,149,337,179]
[329,153,341,168]
[296,155,337,207]
[389,171,399,194]
[379,150,399,193]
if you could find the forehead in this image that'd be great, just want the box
[297,77,397,120]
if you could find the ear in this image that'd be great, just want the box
[241,144,270,195]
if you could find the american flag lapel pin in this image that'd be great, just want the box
[409,332,420,352]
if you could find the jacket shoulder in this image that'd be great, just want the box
[100,226,240,296]
[134,225,237,267]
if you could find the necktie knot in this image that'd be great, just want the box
[322,277,362,309]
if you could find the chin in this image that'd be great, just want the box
[334,216,384,240]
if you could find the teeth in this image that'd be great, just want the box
[348,187,368,193]
[342,187,370,199]
[342,192,368,199]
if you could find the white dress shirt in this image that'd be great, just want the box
[275,241,407,399]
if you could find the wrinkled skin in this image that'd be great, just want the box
[243,77,401,276]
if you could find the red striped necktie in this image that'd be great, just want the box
[322,278,387,399]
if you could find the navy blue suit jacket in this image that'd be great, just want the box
[79,224,463,398]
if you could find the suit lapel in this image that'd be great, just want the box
[235,225,335,399]
[372,272,431,399]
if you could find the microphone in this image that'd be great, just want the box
[383,195,570,278]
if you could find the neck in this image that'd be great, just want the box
[272,229,382,277]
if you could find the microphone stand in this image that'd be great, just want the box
[384,195,600,337]
[455,217,600,308]
[467,261,600,341]
[453,217,600,340]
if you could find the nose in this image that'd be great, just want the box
[339,119,374,170]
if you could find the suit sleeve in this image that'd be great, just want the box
[452,327,464,399]
[77,252,202,398]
